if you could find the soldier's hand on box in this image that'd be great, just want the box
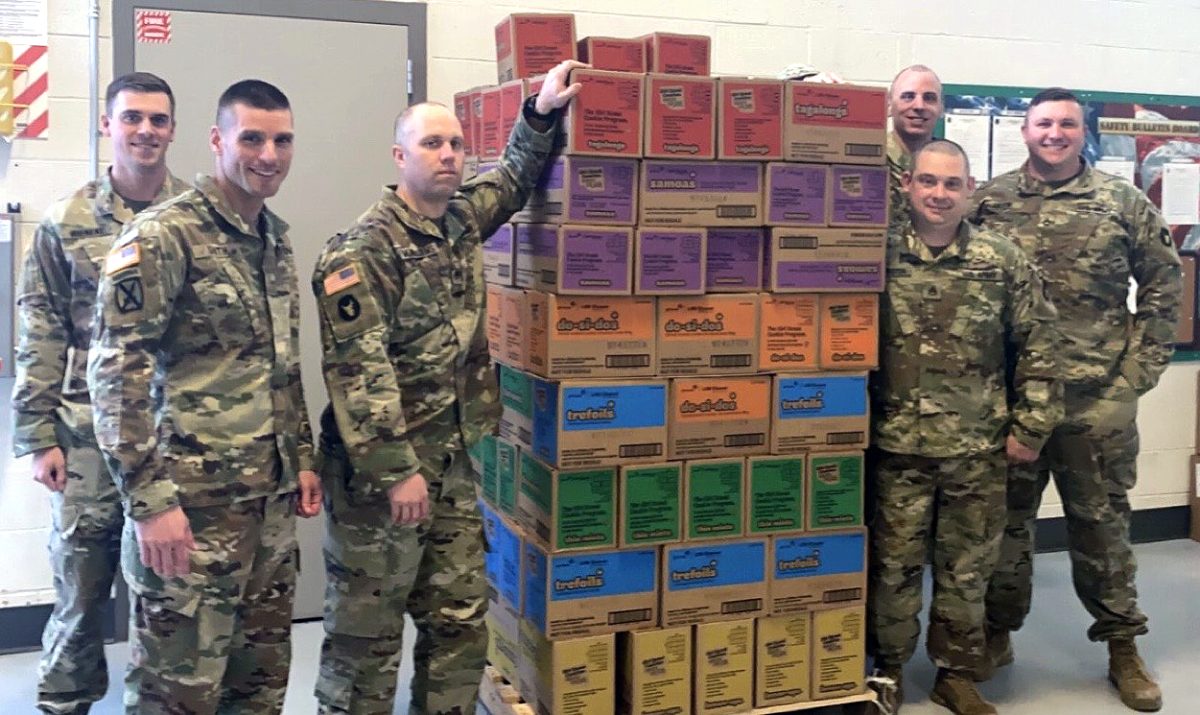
[1005,435,1040,464]
[32,446,67,492]
[389,473,430,525]
[535,60,590,114]
[134,506,196,579]
[297,470,323,517]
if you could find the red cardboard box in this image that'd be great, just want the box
[564,69,644,158]
[577,35,646,73]
[644,74,716,160]
[469,88,484,161]
[495,13,577,83]
[498,79,530,156]
[479,86,503,160]
[717,78,784,161]
[640,32,711,76]
[784,82,887,165]
[454,89,475,157]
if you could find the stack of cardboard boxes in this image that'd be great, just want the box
[469,13,886,715]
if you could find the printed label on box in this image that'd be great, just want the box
[705,228,763,291]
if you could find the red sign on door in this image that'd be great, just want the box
[136,10,172,44]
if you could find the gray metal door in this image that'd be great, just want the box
[116,0,426,619]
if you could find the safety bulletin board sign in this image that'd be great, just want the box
[0,0,49,139]
[940,84,1200,355]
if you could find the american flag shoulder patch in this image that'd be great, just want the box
[105,243,141,275]
[323,264,362,295]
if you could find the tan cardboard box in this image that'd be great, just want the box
[515,451,618,552]
[765,227,886,293]
[747,455,805,536]
[755,613,812,708]
[454,89,475,158]
[531,377,669,468]
[483,223,516,286]
[515,224,634,295]
[522,540,659,639]
[807,451,865,531]
[827,164,889,227]
[635,227,707,296]
[658,294,759,376]
[717,77,784,161]
[495,13,577,83]
[760,294,820,372]
[526,292,656,379]
[619,462,683,547]
[694,619,754,715]
[640,160,764,227]
[643,73,717,160]
[499,363,534,451]
[511,156,640,226]
[811,606,867,699]
[661,538,767,627]
[563,69,644,158]
[501,286,529,369]
[765,162,828,226]
[486,598,521,686]
[640,31,711,76]
[771,373,870,453]
[784,82,886,165]
[577,35,646,73]
[669,376,771,460]
[769,529,867,616]
[479,85,503,160]
[818,293,879,370]
[618,627,692,715]
[684,457,746,541]
[518,624,616,715]
[487,283,504,362]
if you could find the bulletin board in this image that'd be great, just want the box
[940,84,1200,357]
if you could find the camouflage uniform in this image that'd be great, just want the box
[12,170,187,715]
[88,175,315,714]
[972,161,1181,642]
[870,221,1062,674]
[312,108,556,715]
[886,130,913,231]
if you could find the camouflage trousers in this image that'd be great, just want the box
[986,388,1148,642]
[39,428,123,715]
[123,493,297,714]
[868,450,1006,674]
[316,449,488,715]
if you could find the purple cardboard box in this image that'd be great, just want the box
[766,228,885,293]
[828,164,888,227]
[515,223,633,295]
[766,163,827,226]
[483,223,516,286]
[635,228,706,295]
[640,160,763,226]
[511,156,639,226]
[705,228,763,292]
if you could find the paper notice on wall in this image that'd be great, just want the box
[1162,161,1200,225]
[943,112,991,182]
[1095,157,1137,185]
[990,115,1027,179]
[0,0,48,42]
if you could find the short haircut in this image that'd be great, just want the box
[912,138,971,179]
[216,79,291,126]
[105,72,175,116]
[888,64,942,99]
[1029,86,1081,109]
[393,101,451,144]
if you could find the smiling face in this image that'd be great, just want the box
[393,103,465,205]
[889,68,943,145]
[211,102,294,209]
[1022,99,1085,180]
[102,90,175,177]
[903,145,975,234]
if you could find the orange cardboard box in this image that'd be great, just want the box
[668,376,771,460]
[487,283,504,361]
[495,13,577,82]
[577,35,646,73]
[644,74,716,160]
[784,82,886,165]
[563,69,644,158]
[658,294,759,376]
[501,286,529,369]
[640,32,711,76]
[818,294,878,370]
[760,294,820,372]
[527,292,657,378]
[717,77,784,161]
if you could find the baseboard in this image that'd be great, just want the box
[0,600,119,655]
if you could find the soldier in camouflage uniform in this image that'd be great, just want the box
[887,65,944,230]
[971,88,1181,712]
[12,73,188,715]
[310,61,584,715]
[87,80,322,714]
[870,140,1062,714]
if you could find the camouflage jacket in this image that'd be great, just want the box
[886,130,912,231]
[88,175,315,519]
[313,113,556,501]
[873,222,1063,457]
[12,170,188,457]
[971,162,1181,397]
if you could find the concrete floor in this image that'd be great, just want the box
[0,540,1196,713]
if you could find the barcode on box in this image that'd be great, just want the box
[717,205,758,218]
[606,354,651,368]
[827,432,864,445]
[609,608,653,625]
[780,236,819,249]
[845,143,883,157]
[721,598,763,614]
[621,443,663,458]
[823,587,863,603]
[710,354,751,368]
[725,433,766,447]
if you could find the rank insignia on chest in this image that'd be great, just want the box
[105,243,141,275]
[323,265,362,295]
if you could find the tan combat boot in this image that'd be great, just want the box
[930,669,998,715]
[974,627,1014,682]
[1108,638,1162,712]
